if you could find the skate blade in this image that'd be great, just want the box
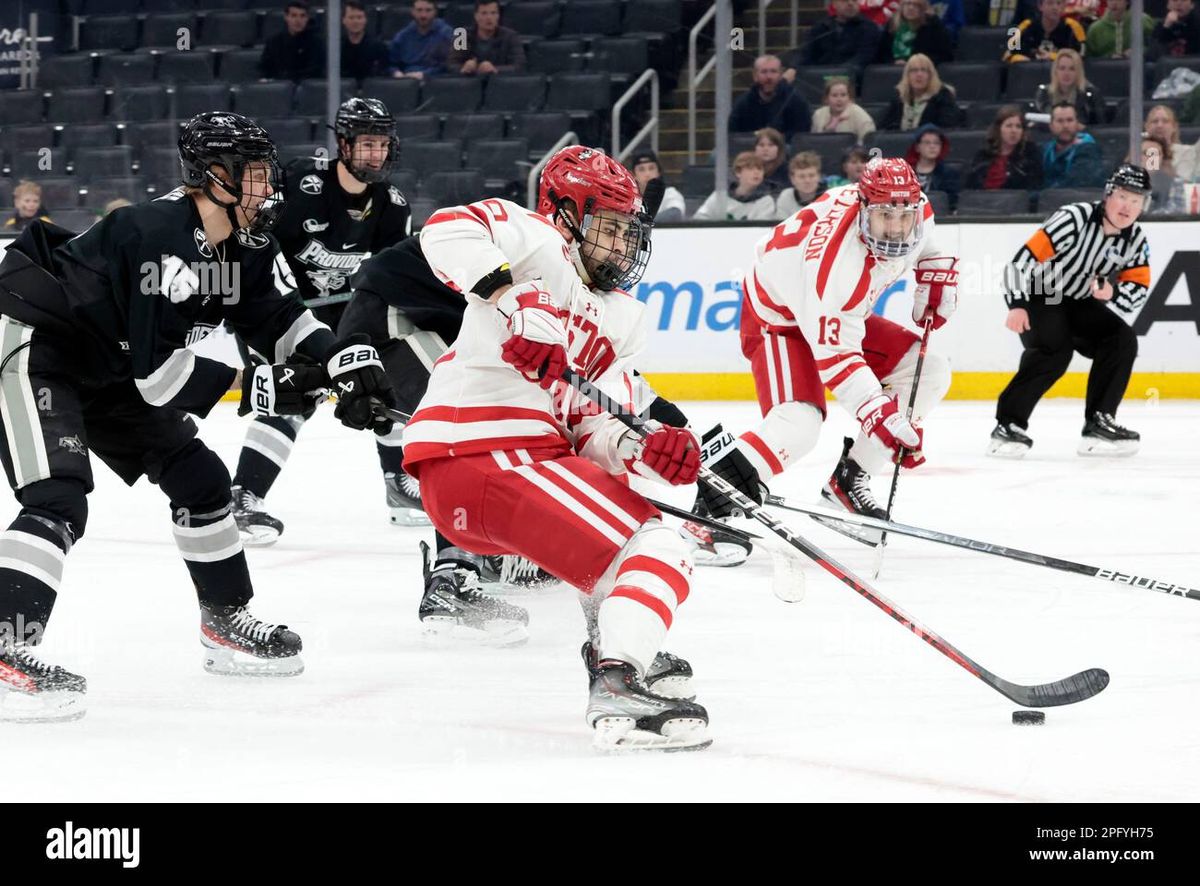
[642,675,696,701]
[986,440,1030,459]
[591,716,712,752]
[238,526,281,547]
[0,687,87,723]
[1077,438,1139,457]
[390,508,432,527]
[202,644,304,677]
[420,616,529,648]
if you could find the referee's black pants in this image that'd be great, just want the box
[996,297,1138,428]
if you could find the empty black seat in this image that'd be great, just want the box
[957,27,1007,63]
[0,124,57,158]
[966,101,1009,128]
[939,63,1003,102]
[466,138,530,184]
[955,189,1032,215]
[74,145,135,180]
[623,0,683,36]
[948,129,989,162]
[588,37,650,77]
[1005,62,1052,101]
[47,87,108,124]
[402,140,464,176]
[122,120,184,153]
[1037,188,1102,211]
[545,73,610,111]
[219,48,266,82]
[80,16,140,52]
[865,130,912,159]
[233,82,295,117]
[97,53,156,87]
[680,164,716,199]
[394,114,441,141]
[294,79,358,117]
[791,132,857,172]
[59,123,120,159]
[52,209,102,233]
[83,0,138,13]
[501,1,561,39]
[0,90,46,125]
[139,145,185,189]
[109,86,171,122]
[527,40,586,74]
[35,178,82,211]
[142,0,203,11]
[423,169,486,206]
[157,51,217,83]
[860,65,903,103]
[481,73,546,112]
[508,112,571,154]
[142,14,198,49]
[37,54,95,89]
[9,149,70,179]
[202,10,259,48]
[560,1,622,37]
[171,83,233,117]
[358,77,421,113]
[926,189,951,217]
[409,197,437,228]
[420,78,484,113]
[259,118,313,145]
[441,113,505,144]
[80,177,145,209]
[389,169,419,199]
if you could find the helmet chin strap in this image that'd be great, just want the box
[553,199,595,284]
[203,169,249,233]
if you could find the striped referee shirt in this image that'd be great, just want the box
[1002,201,1151,313]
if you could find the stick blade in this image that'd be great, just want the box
[987,668,1110,708]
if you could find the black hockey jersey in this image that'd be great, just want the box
[0,189,335,417]
[338,235,466,345]
[273,157,412,308]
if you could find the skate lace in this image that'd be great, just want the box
[234,487,265,514]
[850,471,878,509]
[230,607,279,643]
[6,645,55,676]
[499,555,542,585]
[1099,413,1128,432]
[399,473,421,499]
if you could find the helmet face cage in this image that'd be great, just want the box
[334,99,398,184]
[859,202,924,259]
[576,201,652,291]
[203,152,284,235]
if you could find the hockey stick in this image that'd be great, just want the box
[766,493,1200,602]
[367,399,760,544]
[874,315,935,578]
[562,368,1109,708]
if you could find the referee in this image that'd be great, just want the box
[989,164,1152,458]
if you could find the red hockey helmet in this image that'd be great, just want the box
[857,157,925,259]
[537,145,651,290]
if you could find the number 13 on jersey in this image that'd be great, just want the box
[818,316,841,345]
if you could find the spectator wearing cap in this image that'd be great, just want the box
[6,181,52,232]
[905,123,961,207]
[260,1,326,81]
[448,0,526,76]
[1003,0,1087,62]
[729,55,812,142]
[811,77,876,142]
[341,0,390,80]
[877,0,955,65]
[693,152,778,221]
[390,0,454,80]
[629,151,687,222]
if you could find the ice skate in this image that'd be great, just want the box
[816,437,885,546]
[385,469,431,526]
[419,543,529,646]
[0,641,86,723]
[200,604,304,676]
[586,659,710,752]
[987,422,1033,459]
[481,554,559,593]
[581,641,695,701]
[1078,412,1139,457]
[231,485,283,547]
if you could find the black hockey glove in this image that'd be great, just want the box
[239,356,327,419]
[325,334,396,435]
[696,424,766,519]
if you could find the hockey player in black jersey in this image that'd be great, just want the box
[0,112,395,721]
[230,97,412,544]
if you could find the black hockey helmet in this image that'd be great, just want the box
[1105,163,1153,207]
[332,97,398,184]
[178,111,284,234]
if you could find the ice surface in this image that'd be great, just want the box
[5,399,1198,802]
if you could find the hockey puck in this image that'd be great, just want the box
[1012,710,1045,726]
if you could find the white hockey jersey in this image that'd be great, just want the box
[744,184,940,418]
[402,198,651,474]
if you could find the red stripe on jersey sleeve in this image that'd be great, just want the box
[824,360,868,391]
[751,270,796,321]
[814,352,861,370]
[741,430,785,475]
[409,404,559,424]
[425,210,489,229]
[466,204,493,235]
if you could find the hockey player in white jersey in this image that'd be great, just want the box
[699,157,958,542]
[402,146,710,750]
